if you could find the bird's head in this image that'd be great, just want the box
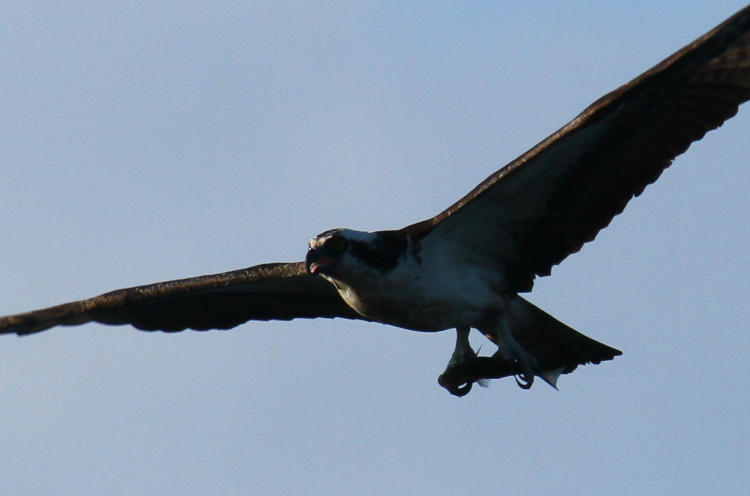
[306,229,372,278]
[306,228,408,280]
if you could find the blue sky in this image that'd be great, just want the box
[1,2,748,495]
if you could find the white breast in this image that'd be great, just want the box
[332,236,506,332]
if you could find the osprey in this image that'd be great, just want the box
[2,7,750,395]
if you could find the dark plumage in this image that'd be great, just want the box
[2,6,749,394]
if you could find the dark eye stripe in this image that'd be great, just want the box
[349,232,408,272]
[326,236,348,251]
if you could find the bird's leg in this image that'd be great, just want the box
[438,327,479,396]
[493,314,538,389]
[447,326,475,368]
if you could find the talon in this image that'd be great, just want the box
[514,373,534,389]
[515,354,537,389]
[453,382,473,397]
[493,343,537,389]
[440,327,482,396]
[438,371,474,397]
[515,353,536,389]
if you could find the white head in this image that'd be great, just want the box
[305,228,408,282]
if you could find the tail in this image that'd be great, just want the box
[506,296,621,387]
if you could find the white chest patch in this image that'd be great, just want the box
[329,237,506,331]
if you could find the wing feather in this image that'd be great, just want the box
[405,6,750,291]
[0,262,365,335]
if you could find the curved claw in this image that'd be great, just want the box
[514,373,534,389]
[493,349,537,390]
[452,382,474,397]
[514,353,537,389]
[438,372,474,397]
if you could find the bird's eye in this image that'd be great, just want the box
[327,236,348,252]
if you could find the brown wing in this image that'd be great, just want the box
[405,6,750,291]
[0,262,366,335]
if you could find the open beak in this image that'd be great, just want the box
[305,249,334,275]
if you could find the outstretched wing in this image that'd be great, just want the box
[405,6,750,291]
[0,262,366,335]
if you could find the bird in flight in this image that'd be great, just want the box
[2,6,749,396]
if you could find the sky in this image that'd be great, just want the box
[1,2,748,495]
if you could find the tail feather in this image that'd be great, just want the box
[507,296,621,379]
[438,296,621,395]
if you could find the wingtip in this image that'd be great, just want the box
[0,300,91,336]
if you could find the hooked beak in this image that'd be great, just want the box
[305,248,334,275]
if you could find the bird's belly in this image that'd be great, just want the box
[348,293,482,331]
[335,269,502,332]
